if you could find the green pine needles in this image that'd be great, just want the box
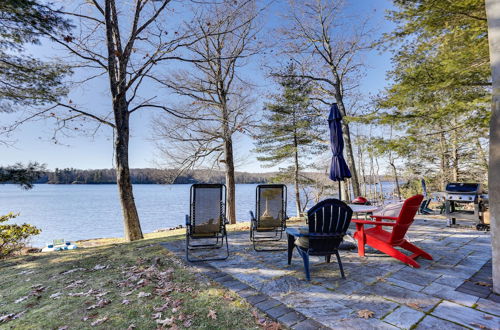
[254,64,326,214]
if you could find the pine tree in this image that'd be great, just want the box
[0,0,71,111]
[373,0,491,190]
[254,64,326,215]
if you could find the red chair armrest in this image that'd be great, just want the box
[370,215,398,221]
[352,219,396,226]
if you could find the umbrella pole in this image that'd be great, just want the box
[338,181,342,201]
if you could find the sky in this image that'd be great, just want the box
[0,0,397,173]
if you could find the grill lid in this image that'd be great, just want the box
[445,183,482,194]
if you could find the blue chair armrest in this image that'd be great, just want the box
[249,211,256,222]
[185,214,190,227]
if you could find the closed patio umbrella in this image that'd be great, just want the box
[328,103,351,201]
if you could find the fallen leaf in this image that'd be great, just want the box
[172,307,179,314]
[470,323,487,329]
[483,315,493,320]
[127,324,136,330]
[475,281,492,287]
[407,303,422,310]
[152,312,162,319]
[357,309,374,319]
[137,292,151,298]
[60,268,85,275]
[15,296,29,304]
[95,291,109,298]
[122,299,131,305]
[66,280,85,289]
[183,319,193,327]
[207,309,217,320]
[91,317,108,326]
[0,313,15,323]
[57,326,69,330]
[92,264,108,271]
[264,321,281,330]
[121,291,134,296]
[153,303,170,312]
[156,317,174,326]
[86,299,111,310]
[50,292,63,299]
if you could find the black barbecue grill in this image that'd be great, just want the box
[444,183,489,230]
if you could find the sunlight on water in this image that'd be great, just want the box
[0,183,396,247]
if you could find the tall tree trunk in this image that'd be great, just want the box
[389,158,401,199]
[114,105,143,241]
[293,136,302,216]
[223,136,236,224]
[451,130,459,181]
[439,132,448,190]
[485,0,500,294]
[105,1,143,242]
[335,98,361,197]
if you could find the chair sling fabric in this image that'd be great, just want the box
[249,184,288,251]
[294,199,353,281]
[185,184,229,262]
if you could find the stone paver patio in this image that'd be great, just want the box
[161,218,500,329]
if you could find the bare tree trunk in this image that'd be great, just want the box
[224,136,236,224]
[439,132,448,190]
[451,130,459,181]
[114,103,143,241]
[485,0,500,294]
[293,136,302,215]
[389,159,401,199]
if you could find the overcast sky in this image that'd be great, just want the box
[0,0,396,172]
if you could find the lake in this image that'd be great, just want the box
[0,183,397,247]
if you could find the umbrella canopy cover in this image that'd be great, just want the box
[328,103,352,181]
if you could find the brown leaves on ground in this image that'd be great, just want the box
[406,302,423,311]
[86,298,111,310]
[357,309,375,319]
[207,309,217,320]
[0,311,25,323]
[262,321,281,330]
[156,317,175,327]
[90,317,108,326]
[475,281,492,287]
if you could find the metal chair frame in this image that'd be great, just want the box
[185,184,229,262]
[249,184,288,252]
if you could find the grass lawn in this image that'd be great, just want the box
[0,223,276,329]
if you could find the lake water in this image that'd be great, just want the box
[1,183,397,247]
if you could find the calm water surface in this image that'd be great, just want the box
[0,184,294,246]
[1,183,397,247]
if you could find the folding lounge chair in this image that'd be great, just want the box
[291,199,353,281]
[185,184,229,262]
[249,184,288,251]
[353,194,432,268]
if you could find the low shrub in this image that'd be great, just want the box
[0,212,41,258]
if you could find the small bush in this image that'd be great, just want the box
[0,212,41,258]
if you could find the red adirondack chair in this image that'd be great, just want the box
[352,194,432,268]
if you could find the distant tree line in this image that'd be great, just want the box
[25,168,277,185]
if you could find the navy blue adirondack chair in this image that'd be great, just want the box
[294,199,353,281]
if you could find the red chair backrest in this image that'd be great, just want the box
[389,194,424,245]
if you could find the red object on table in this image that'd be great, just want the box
[352,194,432,268]
[351,196,368,205]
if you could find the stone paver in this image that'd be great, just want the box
[431,300,500,329]
[415,315,467,329]
[422,282,479,307]
[161,217,500,329]
[383,305,425,329]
